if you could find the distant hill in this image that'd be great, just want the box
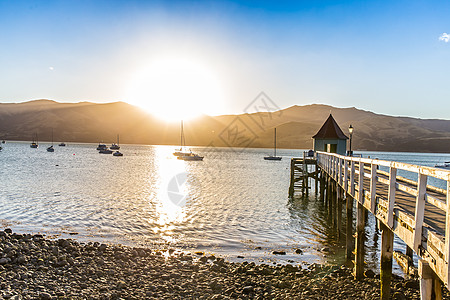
[1,100,450,153]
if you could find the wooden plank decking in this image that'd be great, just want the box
[315,152,450,289]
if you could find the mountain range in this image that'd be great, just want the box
[1,99,450,153]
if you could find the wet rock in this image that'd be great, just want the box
[242,286,254,294]
[272,251,286,255]
[295,248,303,254]
[393,291,407,300]
[364,269,375,278]
[4,228,12,234]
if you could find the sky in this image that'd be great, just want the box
[1,0,450,119]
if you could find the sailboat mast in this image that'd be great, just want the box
[117,134,120,146]
[180,120,184,148]
[274,128,277,157]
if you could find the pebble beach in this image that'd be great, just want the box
[0,229,447,299]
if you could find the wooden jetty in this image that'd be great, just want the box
[290,151,450,299]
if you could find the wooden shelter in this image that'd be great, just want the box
[312,114,348,155]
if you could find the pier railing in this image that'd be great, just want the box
[316,151,450,288]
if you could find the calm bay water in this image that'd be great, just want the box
[1,142,449,272]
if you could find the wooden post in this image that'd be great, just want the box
[346,195,354,260]
[387,166,397,227]
[418,259,443,300]
[445,178,450,288]
[380,222,394,300]
[320,171,325,202]
[354,201,365,280]
[369,163,377,213]
[413,173,427,252]
[289,158,295,197]
[350,160,355,198]
[337,186,343,239]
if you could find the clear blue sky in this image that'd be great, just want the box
[1,0,450,119]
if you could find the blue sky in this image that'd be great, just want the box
[1,0,450,119]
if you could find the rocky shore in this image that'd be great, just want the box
[0,229,448,299]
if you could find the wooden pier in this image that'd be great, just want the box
[290,151,450,299]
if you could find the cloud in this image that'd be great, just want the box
[439,33,449,43]
[49,66,54,71]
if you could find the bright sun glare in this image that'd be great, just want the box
[126,56,225,122]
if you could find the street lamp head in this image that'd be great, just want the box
[349,124,354,135]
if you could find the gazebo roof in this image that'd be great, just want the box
[312,114,348,140]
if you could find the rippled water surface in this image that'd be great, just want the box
[1,142,450,271]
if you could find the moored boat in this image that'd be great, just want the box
[97,143,107,151]
[264,128,282,161]
[99,148,113,154]
[113,151,123,156]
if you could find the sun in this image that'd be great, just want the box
[125,56,225,122]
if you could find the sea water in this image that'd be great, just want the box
[1,142,449,273]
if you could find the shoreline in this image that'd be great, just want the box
[0,229,442,299]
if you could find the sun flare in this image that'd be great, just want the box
[126,56,225,122]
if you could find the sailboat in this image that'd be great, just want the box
[30,133,38,148]
[264,128,282,161]
[173,120,190,157]
[173,120,204,161]
[47,129,55,152]
[110,134,120,150]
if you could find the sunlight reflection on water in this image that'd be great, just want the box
[1,142,449,272]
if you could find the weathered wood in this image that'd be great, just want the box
[346,195,354,261]
[380,222,394,300]
[419,260,434,300]
[370,163,377,213]
[337,186,343,238]
[414,173,427,252]
[446,179,450,283]
[387,166,397,227]
[354,201,365,280]
[350,161,356,197]
[358,161,364,205]
[303,152,450,290]
[344,159,349,193]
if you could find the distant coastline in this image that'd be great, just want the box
[1,100,450,153]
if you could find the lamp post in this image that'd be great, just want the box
[348,124,354,156]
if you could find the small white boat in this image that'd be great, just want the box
[47,129,55,152]
[264,128,282,161]
[110,135,120,150]
[113,151,123,157]
[30,133,38,148]
[177,152,204,161]
[173,121,191,156]
[97,143,107,150]
[99,148,113,154]
[110,143,120,150]
[435,161,450,169]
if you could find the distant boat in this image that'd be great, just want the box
[99,148,113,154]
[435,161,450,169]
[58,142,66,147]
[264,128,282,161]
[1,140,5,144]
[173,120,191,157]
[110,135,120,150]
[97,143,107,151]
[47,129,55,152]
[177,152,204,161]
[30,133,38,148]
[113,151,123,157]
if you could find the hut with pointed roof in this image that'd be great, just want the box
[312,114,348,155]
